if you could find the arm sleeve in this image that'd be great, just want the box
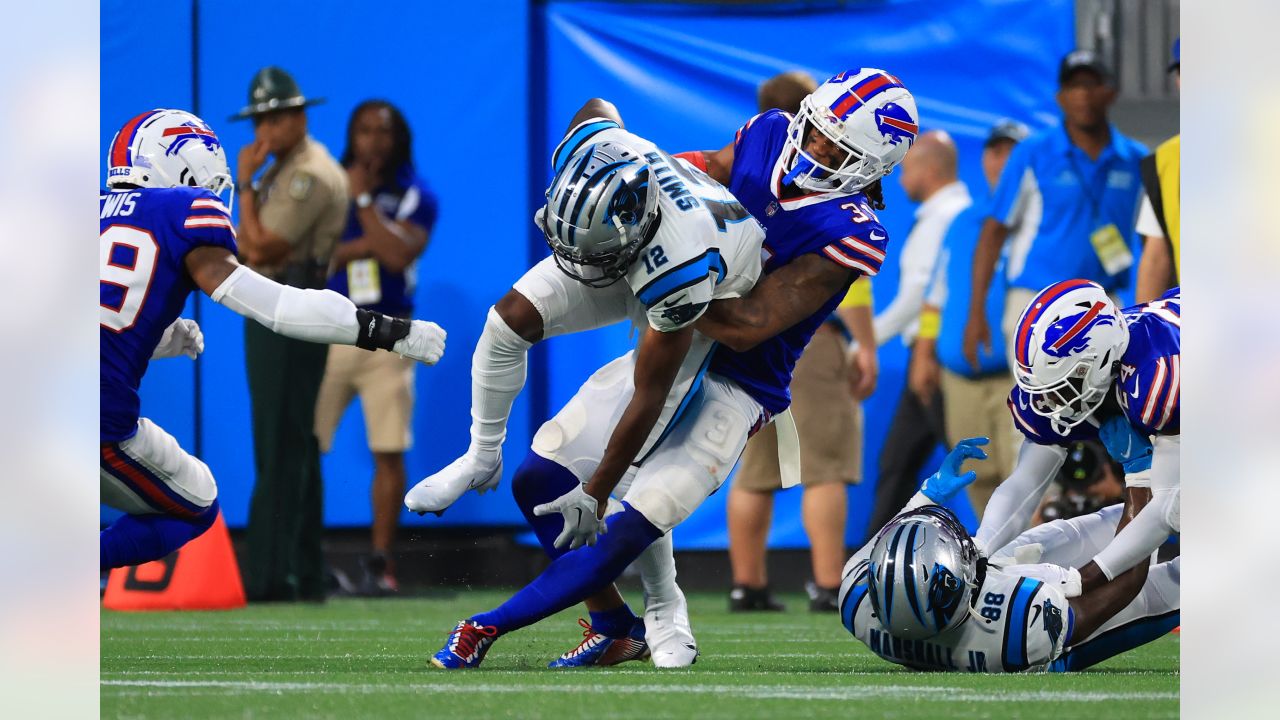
[210,265,359,345]
[1090,435,1180,579]
[974,440,1068,556]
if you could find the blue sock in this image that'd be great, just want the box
[100,500,220,571]
[472,503,662,635]
[589,604,640,639]
[510,453,581,560]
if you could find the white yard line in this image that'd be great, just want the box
[100,679,1178,703]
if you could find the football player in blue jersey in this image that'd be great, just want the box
[968,280,1180,599]
[421,70,921,670]
[99,109,446,571]
[837,438,1178,673]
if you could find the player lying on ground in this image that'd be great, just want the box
[100,109,445,570]
[969,282,1180,598]
[838,438,1179,672]
[416,69,916,670]
[408,98,765,666]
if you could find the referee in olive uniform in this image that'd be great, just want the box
[232,67,349,601]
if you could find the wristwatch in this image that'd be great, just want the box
[356,192,373,209]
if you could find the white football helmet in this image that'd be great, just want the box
[867,506,980,640]
[1013,280,1130,433]
[106,109,232,198]
[536,140,658,288]
[783,68,919,193]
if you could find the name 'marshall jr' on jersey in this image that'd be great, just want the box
[1009,288,1182,445]
[708,109,891,414]
[552,118,763,331]
[100,186,238,442]
[839,558,1070,673]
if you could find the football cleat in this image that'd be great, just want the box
[548,618,650,669]
[431,620,498,669]
[405,452,502,516]
[644,585,699,668]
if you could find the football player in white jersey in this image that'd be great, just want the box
[406,99,765,668]
[838,438,1179,672]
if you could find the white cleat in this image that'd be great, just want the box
[644,585,699,668]
[405,452,502,516]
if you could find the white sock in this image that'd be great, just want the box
[468,307,532,457]
[637,532,679,608]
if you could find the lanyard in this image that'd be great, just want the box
[1063,129,1111,224]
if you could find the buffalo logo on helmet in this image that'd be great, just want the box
[874,103,918,146]
[1041,301,1116,359]
[162,122,222,157]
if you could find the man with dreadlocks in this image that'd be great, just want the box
[315,100,438,596]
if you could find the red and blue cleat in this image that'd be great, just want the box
[431,620,499,669]
[548,618,650,668]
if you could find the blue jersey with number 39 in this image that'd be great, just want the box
[710,110,890,414]
[99,187,238,442]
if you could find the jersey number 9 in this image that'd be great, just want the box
[100,225,159,332]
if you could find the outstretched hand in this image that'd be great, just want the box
[921,436,989,504]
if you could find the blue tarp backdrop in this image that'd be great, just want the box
[101,0,1073,549]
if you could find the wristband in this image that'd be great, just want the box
[354,309,410,351]
[917,307,942,340]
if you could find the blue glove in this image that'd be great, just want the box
[921,437,990,504]
[1098,416,1153,474]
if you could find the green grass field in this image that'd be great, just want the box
[102,592,1178,719]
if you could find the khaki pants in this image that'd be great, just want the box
[314,344,416,454]
[940,369,1019,516]
[736,326,861,491]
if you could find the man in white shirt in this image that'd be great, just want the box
[863,130,973,534]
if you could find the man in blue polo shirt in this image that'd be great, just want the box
[961,51,1147,371]
[909,119,1028,516]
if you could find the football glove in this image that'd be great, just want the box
[921,436,989,505]
[393,320,447,365]
[532,485,622,550]
[152,318,204,359]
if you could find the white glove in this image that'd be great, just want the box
[393,320,446,365]
[532,485,622,550]
[152,318,204,359]
[1059,566,1083,598]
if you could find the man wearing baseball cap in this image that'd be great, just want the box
[962,50,1148,372]
[232,66,349,602]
